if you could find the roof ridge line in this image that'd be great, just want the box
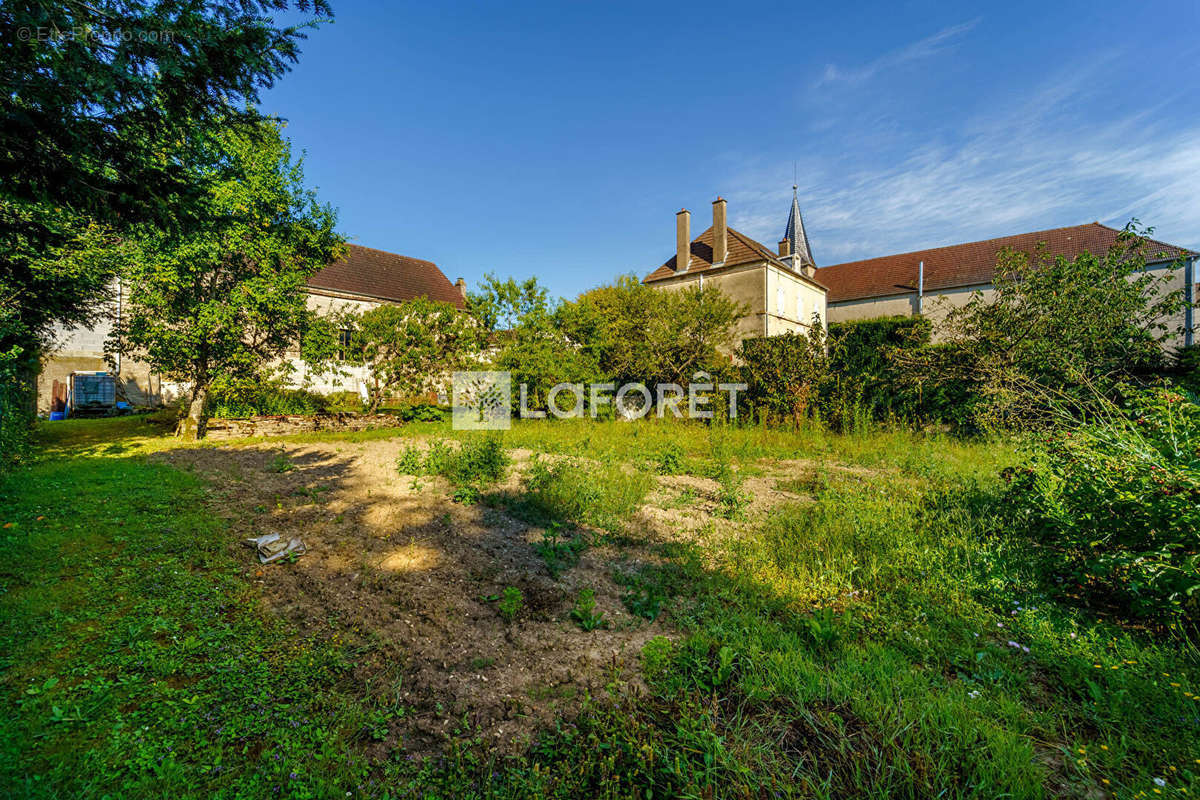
[345,242,438,266]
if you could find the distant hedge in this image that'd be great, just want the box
[738,316,979,431]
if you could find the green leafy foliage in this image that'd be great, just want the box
[739,322,830,427]
[113,120,343,439]
[395,436,508,495]
[569,588,607,631]
[917,222,1187,429]
[204,379,330,418]
[652,442,686,475]
[498,586,524,623]
[1,2,331,432]
[534,521,589,578]
[714,464,751,519]
[350,297,483,413]
[509,456,652,533]
[1003,387,1200,621]
[558,275,747,389]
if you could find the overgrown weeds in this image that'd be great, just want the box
[501,455,651,534]
[396,434,508,495]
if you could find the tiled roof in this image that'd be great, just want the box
[307,244,464,308]
[818,223,1196,304]
[644,226,825,287]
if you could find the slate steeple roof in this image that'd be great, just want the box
[783,185,815,267]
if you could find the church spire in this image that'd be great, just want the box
[782,185,815,268]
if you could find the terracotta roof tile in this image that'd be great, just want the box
[818,223,1196,304]
[307,244,464,308]
[644,225,825,288]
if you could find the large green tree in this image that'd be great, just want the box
[560,275,745,386]
[113,120,343,439]
[1,0,331,459]
[467,273,550,332]
[351,297,484,413]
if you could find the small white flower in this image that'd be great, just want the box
[1154,778,1167,787]
[1022,646,1030,653]
[968,690,981,699]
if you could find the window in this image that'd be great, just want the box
[797,295,804,323]
[776,287,784,316]
[337,328,353,361]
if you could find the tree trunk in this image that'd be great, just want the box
[177,384,208,440]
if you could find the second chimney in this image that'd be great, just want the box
[712,197,727,265]
[778,238,791,258]
[676,209,691,272]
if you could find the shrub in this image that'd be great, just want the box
[713,463,750,519]
[205,379,328,418]
[739,326,828,427]
[534,521,588,577]
[437,435,507,485]
[652,442,685,475]
[397,435,508,490]
[395,445,423,475]
[498,586,524,623]
[1171,344,1200,394]
[393,401,446,422]
[323,391,366,413]
[0,360,34,471]
[570,588,607,631]
[825,316,951,428]
[1003,387,1200,622]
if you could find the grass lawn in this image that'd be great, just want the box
[1,415,1197,798]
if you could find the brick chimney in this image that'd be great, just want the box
[778,238,790,258]
[675,209,691,272]
[712,197,727,265]
[455,277,467,302]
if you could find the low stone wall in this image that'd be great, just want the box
[203,412,403,440]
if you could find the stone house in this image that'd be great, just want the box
[37,244,466,414]
[818,224,1198,346]
[643,189,828,346]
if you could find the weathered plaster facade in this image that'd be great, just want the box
[37,245,466,414]
[643,192,828,349]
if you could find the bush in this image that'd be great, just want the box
[0,363,34,471]
[391,401,446,422]
[739,327,828,427]
[323,391,366,413]
[826,316,929,420]
[1171,344,1200,394]
[205,380,328,418]
[398,435,508,489]
[1003,387,1200,622]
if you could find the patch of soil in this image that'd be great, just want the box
[159,440,665,754]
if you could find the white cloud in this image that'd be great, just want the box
[727,71,1200,264]
[815,19,980,88]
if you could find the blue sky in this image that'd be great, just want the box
[263,0,1200,301]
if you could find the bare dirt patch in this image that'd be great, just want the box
[160,439,665,754]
